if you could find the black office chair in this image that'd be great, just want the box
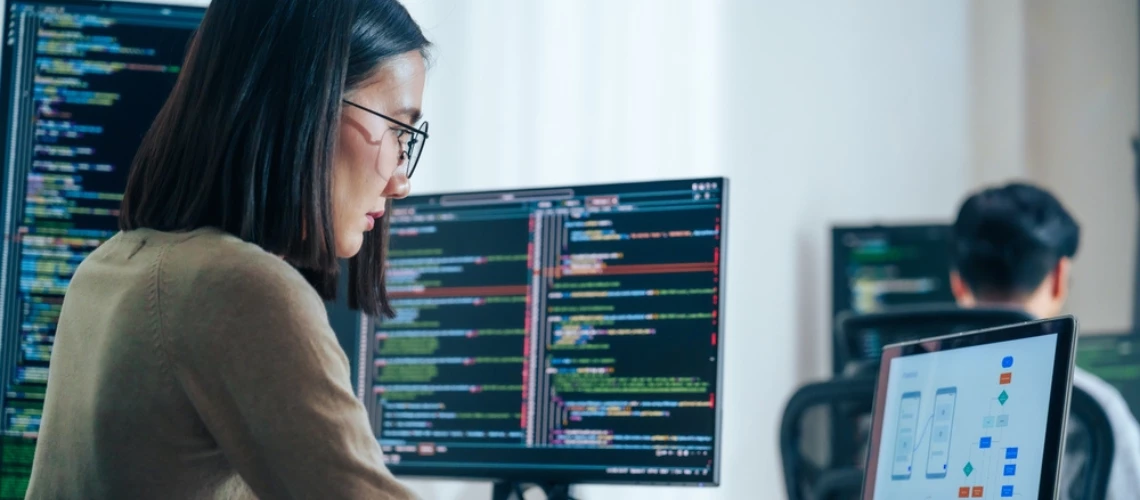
[813,468,863,500]
[833,304,1037,377]
[1065,386,1115,500]
[779,305,1114,500]
[779,377,876,500]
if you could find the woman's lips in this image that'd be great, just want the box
[365,211,384,231]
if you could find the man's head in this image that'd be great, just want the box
[949,182,1080,319]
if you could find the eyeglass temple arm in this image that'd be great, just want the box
[342,99,428,138]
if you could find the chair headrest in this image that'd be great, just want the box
[834,304,1036,372]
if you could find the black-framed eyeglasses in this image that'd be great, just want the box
[343,99,430,179]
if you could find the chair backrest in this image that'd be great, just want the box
[1064,385,1114,500]
[780,377,876,500]
[812,468,863,500]
[834,305,1036,376]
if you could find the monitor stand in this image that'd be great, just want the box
[491,481,572,500]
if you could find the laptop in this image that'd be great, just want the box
[861,316,1078,499]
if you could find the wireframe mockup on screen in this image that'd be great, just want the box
[356,178,727,486]
[865,318,1078,500]
[0,2,204,496]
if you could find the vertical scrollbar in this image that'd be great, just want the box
[0,9,36,421]
[524,212,542,445]
[540,211,561,445]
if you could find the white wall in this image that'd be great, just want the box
[399,1,971,498]
[970,0,1029,185]
[965,0,1139,334]
[1024,0,1139,334]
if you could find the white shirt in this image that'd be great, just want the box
[1061,367,1140,500]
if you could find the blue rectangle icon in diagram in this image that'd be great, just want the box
[1004,464,1016,476]
[997,415,1010,427]
[925,387,957,479]
[891,391,922,480]
[1002,356,1014,368]
[983,416,995,428]
[1006,447,1019,459]
[1002,485,1014,497]
[980,437,992,449]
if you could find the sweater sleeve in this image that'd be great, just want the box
[158,250,415,500]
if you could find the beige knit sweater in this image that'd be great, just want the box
[26,227,414,499]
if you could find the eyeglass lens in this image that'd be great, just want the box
[406,121,429,179]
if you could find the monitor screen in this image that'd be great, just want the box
[831,224,956,371]
[357,178,726,485]
[1076,331,1140,418]
[0,1,203,496]
[872,333,1059,499]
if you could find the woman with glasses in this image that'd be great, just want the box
[27,0,428,498]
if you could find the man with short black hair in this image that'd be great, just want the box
[950,182,1140,499]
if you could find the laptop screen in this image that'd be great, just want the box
[870,333,1059,499]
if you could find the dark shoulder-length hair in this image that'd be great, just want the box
[119,0,429,317]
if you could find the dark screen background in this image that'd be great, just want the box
[368,178,726,485]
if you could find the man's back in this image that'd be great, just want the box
[1065,367,1140,500]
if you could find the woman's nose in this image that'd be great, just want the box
[383,171,411,199]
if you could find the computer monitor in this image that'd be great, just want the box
[356,178,727,491]
[831,224,956,373]
[1076,331,1140,418]
[863,317,1078,500]
[0,1,203,496]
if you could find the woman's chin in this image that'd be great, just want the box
[335,236,363,259]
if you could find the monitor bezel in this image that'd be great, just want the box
[860,315,1078,499]
[359,176,728,487]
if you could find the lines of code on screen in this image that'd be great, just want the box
[830,225,956,371]
[364,179,725,484]
[0,3,199,497]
